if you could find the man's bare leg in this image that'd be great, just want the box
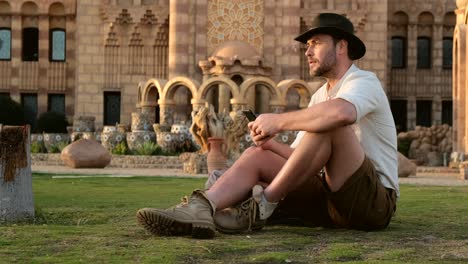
[265,126,365,202]
[206,146,286,209]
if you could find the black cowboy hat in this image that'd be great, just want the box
[294,13,366,60]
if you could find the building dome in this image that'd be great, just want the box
[211,40,259,60]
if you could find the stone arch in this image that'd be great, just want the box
[443,12,456,42]
[140,78,166,105]
[0,1,11,14]
[239,77,281,104]
[162,76,200,102]
[417,11,434,25]
[390,11,409,36]
[277,79,314,108]
[21,1,39,15]
[49,2,66,36]
[197,76,239,100]
[49,2,65,16]
[417,11,435,38]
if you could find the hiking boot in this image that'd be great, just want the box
[136,190,216,239]
[214,185,268,234]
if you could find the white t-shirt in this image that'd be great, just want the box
[290,64,399,196]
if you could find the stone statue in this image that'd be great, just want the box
[189,104,248,156]
[223,111,249,159]
[190,106,211,153]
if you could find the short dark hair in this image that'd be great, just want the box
[330,35,352,59]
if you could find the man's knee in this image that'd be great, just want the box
[243,146,266,156]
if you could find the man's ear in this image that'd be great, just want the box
[337,39,348,56]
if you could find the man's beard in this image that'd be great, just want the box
[309,50,337,78]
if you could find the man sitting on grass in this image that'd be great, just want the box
[136,13,399,239]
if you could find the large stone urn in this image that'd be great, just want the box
[207,137,227,174]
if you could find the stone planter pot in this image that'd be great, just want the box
[73,116,95,132]
[171,124,189,134]
[101,130,126,151]
[43,133,70,153]
[156,131,176,153]
[117,124,129,133]
[126,131,156,151]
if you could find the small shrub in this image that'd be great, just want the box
[0,95,25,125]
[48,141,68,153]
[132,141,161,156]
[112,141,129,155]
[36,111,69,133]
[30,141,46,153]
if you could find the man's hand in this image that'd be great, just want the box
[250,129,274,147]
[248,113,281,147]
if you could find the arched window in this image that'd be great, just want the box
[0,28,11,60]
[417,37,431,69]
[49,28,66,61]
[391,37,406,68]
[22,27,38,61]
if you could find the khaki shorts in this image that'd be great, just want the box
[269,156,397,231]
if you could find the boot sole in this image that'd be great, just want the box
[215,222,265,234]
[137,209,215,239]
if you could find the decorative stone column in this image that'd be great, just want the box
[218,83,231,113]
[258,84,271,113]
[230,98,248,118]
[246,86,256,111]
[141,104,157,125]
[159,101,176,127]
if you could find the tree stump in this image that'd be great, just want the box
[0,124,35,224]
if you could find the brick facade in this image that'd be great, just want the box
[0,0,456,133]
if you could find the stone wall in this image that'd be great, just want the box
[32,153,183,169]
[398,124,452,166]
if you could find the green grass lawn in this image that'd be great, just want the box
[0,174,467,263]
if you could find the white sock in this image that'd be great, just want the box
[258,194,278,220]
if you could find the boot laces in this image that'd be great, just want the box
[238,197,258,231]
[174,195,189,208]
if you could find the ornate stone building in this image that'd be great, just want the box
[0,0,456,132]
